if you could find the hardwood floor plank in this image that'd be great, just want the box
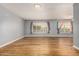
[0,37,79,56]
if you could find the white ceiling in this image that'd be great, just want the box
[1,3,73,20]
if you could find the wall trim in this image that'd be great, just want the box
[73,45,79,50]
[0,36,24,48]
[25,35,73,37]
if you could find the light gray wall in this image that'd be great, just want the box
[73,3,79,47]
[49,20,58,35]
[0,5,24,46]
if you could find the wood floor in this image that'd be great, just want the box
[0,37,79,56]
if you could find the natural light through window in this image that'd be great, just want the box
[58,21,72,34]
[32,22,49,34]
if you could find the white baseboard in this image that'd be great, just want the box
[73,45,79,50]
[0,36,24,48]
[25,35,73,37]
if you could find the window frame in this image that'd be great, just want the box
[31,21,50,34]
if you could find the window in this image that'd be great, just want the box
[58,21,72,34]
[31,22,49,34]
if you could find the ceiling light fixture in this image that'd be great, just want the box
[34,4,41,8]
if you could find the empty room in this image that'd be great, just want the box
[0,3,79,56]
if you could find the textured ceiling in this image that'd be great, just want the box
[1,3,73,20]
